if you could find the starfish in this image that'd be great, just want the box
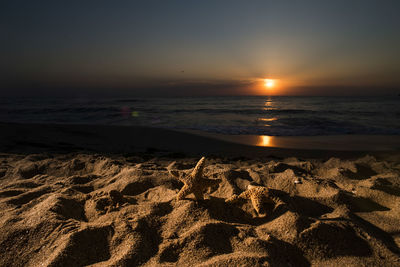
[226,185,279,217]
[168,157,221,201]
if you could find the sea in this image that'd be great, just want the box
[1,96,399,136]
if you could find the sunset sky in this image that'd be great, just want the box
[1,0,400,96]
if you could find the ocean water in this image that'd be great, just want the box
[0,96,399,136]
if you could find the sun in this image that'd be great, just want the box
[264,79,275,88]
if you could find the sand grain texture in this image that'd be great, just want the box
[0,153,400,267]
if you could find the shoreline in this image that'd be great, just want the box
[1,122,399,159]
[179,129,400,151]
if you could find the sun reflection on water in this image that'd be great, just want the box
[258,117,277,122]
[256,99,277,146]
[258,136,272,146]
[263,97,277,110]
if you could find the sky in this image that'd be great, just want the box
[1,0,400,96]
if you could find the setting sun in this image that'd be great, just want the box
[264,79,275,88]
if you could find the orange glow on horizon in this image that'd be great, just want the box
[264,79,275,88]
[248,77,293,96]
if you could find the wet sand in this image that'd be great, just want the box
[180,130,400,151]
[1,122,400,159]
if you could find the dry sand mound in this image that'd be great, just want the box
[0,153,399,266]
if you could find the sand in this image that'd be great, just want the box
[0,123,400,266]
[183,130,400,151]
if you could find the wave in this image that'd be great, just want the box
[1,96,399,136]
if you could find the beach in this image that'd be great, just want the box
[3,0,400,265]
[0,122,399,266]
